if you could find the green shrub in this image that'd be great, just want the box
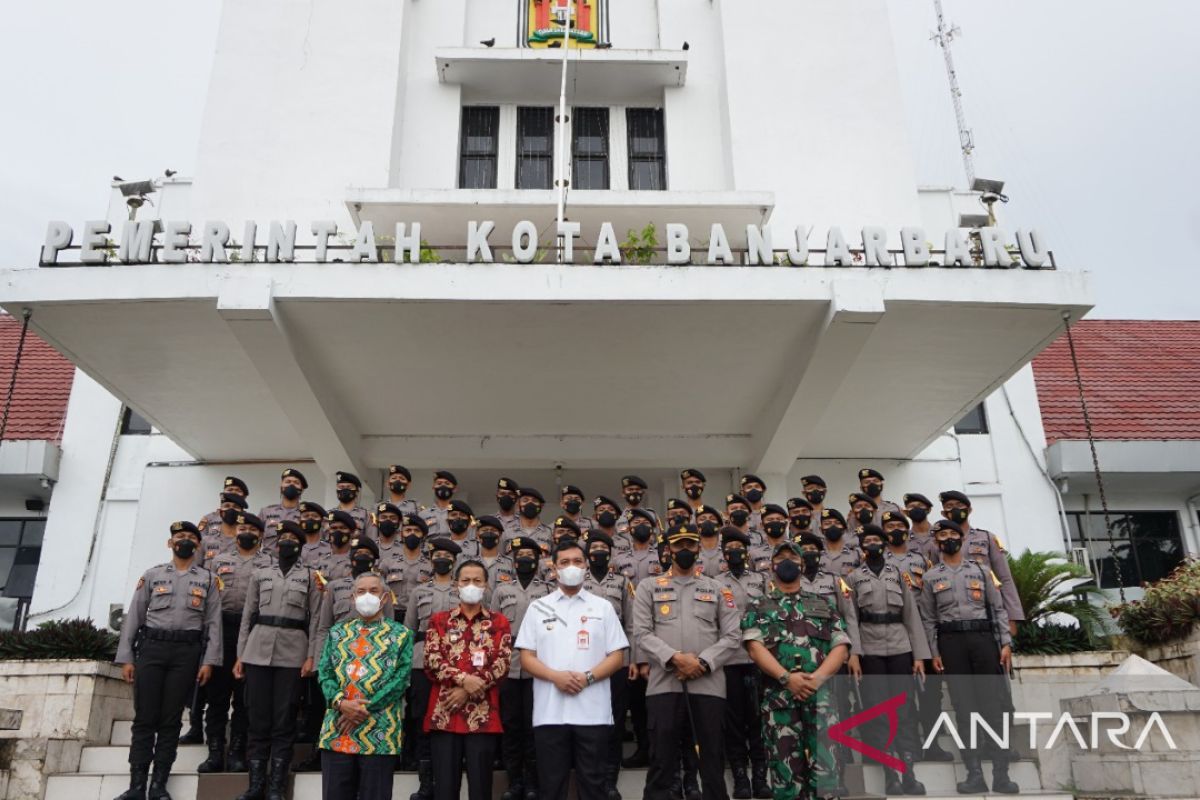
[1113,559,1200,646]
[1008,550,1108,653]
[0,618,119,661]
[1013,620,1096,655]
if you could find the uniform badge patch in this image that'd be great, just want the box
[660,604,671,616]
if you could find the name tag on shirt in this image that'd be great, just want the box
[472,649,486,668]
[577,630,590,650]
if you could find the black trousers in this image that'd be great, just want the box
[500,677,536,784]
[409,670,434,763]
[859,651,919,758]
[917,660,945,743]
[606,669,629,779]
[204,621,246,743]
[429,731,497,800]
[321,749,396,800]
[645,692,728,800]
[939,631,1007,757]
[299,675,325,743]
[628,671,648,752]
[534,724,609,800]
[128,639,202,767]
[722,664,765,770]
[244,663,302,763]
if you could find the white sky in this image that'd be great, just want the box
[1,1,1196,318]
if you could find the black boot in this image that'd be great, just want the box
[197,738,225,773]
[682,769,701,800]
[226,735,248,773]
[731,765,752,799]
[500,766,524,800]
[885,763,904,796]
[146,763,172,800]
[991,753,1020,795]
[901,752,926,795]
[956,754,988,794]
[265,757,290,800]
[236,760,268,800]
[525,759,540,800]
[621,746,649,769]
[178,722,203,745]
[604,762,622,800]
[409,759,434,800]
[113,763,149,800]
[751,761,771,799]
[922,739,954,762]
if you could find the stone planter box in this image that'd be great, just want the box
[0,660,130,799]
[1136,629,1200,689]
[1011,650,1128,714]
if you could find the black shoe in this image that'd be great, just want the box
[991,757,1020,795]
[956,755,988,794]
[147,763,172,800]
[501,782,524,800]
[265,757,290,800]
[226,736,248,773]
[605,786,622,800]
[178,725,203,745]
[196,739,225,774]
[885,768,904,796]
[621,747,649,769]
[409,759,434,800]
[113,763,149,800]
[235,760,268,800]
[732,766,752,799]
[751,762,771,799]
[683,774,701,800]
[922,741,954,762]
[523,790,539,800]
[901,753,926,796]
[292,749,321,772]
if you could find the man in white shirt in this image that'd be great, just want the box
[516,539,629,800]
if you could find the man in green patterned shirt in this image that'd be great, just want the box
[318,573,414,800]
[741,541,851,800]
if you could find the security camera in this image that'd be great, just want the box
[116,180,157,198]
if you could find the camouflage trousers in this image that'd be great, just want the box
[761,683,837,800]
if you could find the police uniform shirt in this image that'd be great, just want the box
[200,532,238,571]
[908,529,940,563]
[300,540,332,570]
[615,548,663,585]
[375,537,404,573]
[403,581,460,670]
[383,551,431,614]
[481,554,517,589]
[315,549,353,582]
[364,499,420,539]
[497,512,522,537]
[871,500,904,528]
[798,570,861,654]
[116,562,224,665]
[748,540,787,574]
[845,563,931,659]
[917,560,1012,659]
[961,526,1025,623]
[515,588,630,727]
[696,543,726,578]
[198,510,225,539]
[582,569,635,663]
[209,550,276,614]
[501,522,552,556]
[716,569,767,666]
[258,503,301,549]
[821,543,861,578]
[450,534,480,562]
[336,505,370,536]
[630,572,742,699]
[237,564,323,667]
[491,577,553,678]
[419,505,451,537]
[885,548,932,597]
[747,509,765,535]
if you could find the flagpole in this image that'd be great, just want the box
[554,1,573,262]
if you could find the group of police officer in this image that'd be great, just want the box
[114,465,1024,800]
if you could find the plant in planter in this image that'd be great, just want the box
[620,223,658,265]
[1009,550,1109,653]
[0,618,119,661]
[1113,558,1200,646]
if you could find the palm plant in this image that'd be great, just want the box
[1008,550,1109,650]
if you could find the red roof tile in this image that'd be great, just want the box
[0,314,75,442]
[1032,320,1200,444]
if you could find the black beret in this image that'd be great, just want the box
[881,510,910,528]
[720,526,750,546]
[696,505,722,520]
[797,531,825,551]
[725,493,750,507]
[402,514,428,535]
[428,537,462,556]
[680,468,706,482]
[476,515,504,532]
[773,540,803,557]
[236,512,264,531]
[858,468,884,481]
[787,497,814,512]
[933,519,963,535]
[822,508,847,525]
[621,475,648,490]
[740,474,766,488]
[666,522,700,543]
[849,492,878,509]
[553,516,581,535]
[666,498,691,512]
[335,471,361,488]
[561,484,585,498]
[221,492,248,509]
[628,508,656,524]
[586,531,614,550]
[761,503,788,519]
[859,524,886,541]
[801,475,827,488]
[939,490,971,507]
[497,476,520,491]
[435,470,458,485]
[170,520,201,537]
[449,500,474,517]
[904,493,934,508]
[593,495,621,511]
[281,468,308,489]
[349,536,379,559]
[299,500,326,517]
[388,464,412,480]
[508,536,542,555]
[275,520,304,539]
[326,510,356,529]
[375,502,401,519]
[224,476,248,495]
[518,487,545,504]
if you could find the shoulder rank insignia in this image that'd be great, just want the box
[656,576,670,586]
[627,579,636,597]
[720,587,735,609]
[136,577,145,590]
[992,534,1006,553]
[989,568,1002,588]
[215,576,225,591]
[838,577,851,599]
[314,571,328,590]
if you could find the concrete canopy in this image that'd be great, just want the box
[0,263,1091,480]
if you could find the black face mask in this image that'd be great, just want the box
[403,534,422,551]
[729,509,750,526]
[236,533,260,550]
[435,486,454,501]
[671,549,697,570]
[590,553,610,574]
[389,480,407,495]
[520,503,541,520]
[221,509,240,526]
[856,508,874,525]
[497,495,516,512]
[745,488,764,504]
[805,490,826,505]
[515,556,538,575]
[699,522,718,538]
[378,521,399,538]
[351,555,375,576]
[790,515,812,531]
[825,526,845,542]
[863,543,885,561]
[301,519,321,535]
[331,531,351,548]
[864,483,882,498]
[336,488,357,503]
[764,521,787,540]
[173,539,197,559]
[631,524,653,543]
[433,558,454,575]
[908,507,929,523]
[773,559,801,583]
[448,518,470,534]
[597,511,617,528]
[726,549,746,573]
[885,531,907,547]
[685,485,703,500]
[625,492,644,506]
[939,538,963,556]
[281,485,302,501]
[563,500,582,515]
[480,533,500,550]
[277,540,300,559]
[801,551,821,575]
[947,508,970,524]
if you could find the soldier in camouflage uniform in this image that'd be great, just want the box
[741,540,851,800]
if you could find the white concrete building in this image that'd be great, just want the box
[0,0,1147,630]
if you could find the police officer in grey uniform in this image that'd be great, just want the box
[421,470,459,537]
[786,496,815,541]
[558,484,595,538]
[856,468,903,526]
[444,498,479,561]
[476,515,516,588]
[747,504,789,574]
[903,493,940,563]
[919,520,1017,795]
[366,465,420,539]
[632,522,742,800]
[199,476,250,538]
[680,468,707,517]
[617,475,659,534]
[800,475,828,520]
[115,521,222,800]
[738,475,768,535]
[696,509,725,577]
[198,520,275,774]
[316,510,356,582]
[848,492,879,543]
[715,528,769,799]
[403,537,463,800]
[937,491,1025,632]
[297,502,330,568]
[333,471,370,536]
[492,536,552,800]
[511,487,553,554]
[724,494,756,547]
[233,520,322,800]
[386,514,431,621]
[372,502,405,576]
[582,532,636,800]
[199,492,247,570]
[592,495,623,546]
[820,509,861,577]
[495,476,523,538]
[258,468,308,553]
[666,498,695,530]
[844,524,930,795]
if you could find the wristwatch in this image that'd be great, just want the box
[698,658,712,675]
[585,670,596,686]
[777,670,791,687]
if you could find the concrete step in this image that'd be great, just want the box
[110,719,132,746]
[846,760,1042,796]
[45,774,197,800]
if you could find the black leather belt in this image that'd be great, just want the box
[254,615,307,630]
[860,611,903,624]
[141,627,203,643]
[938,619,991,633]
